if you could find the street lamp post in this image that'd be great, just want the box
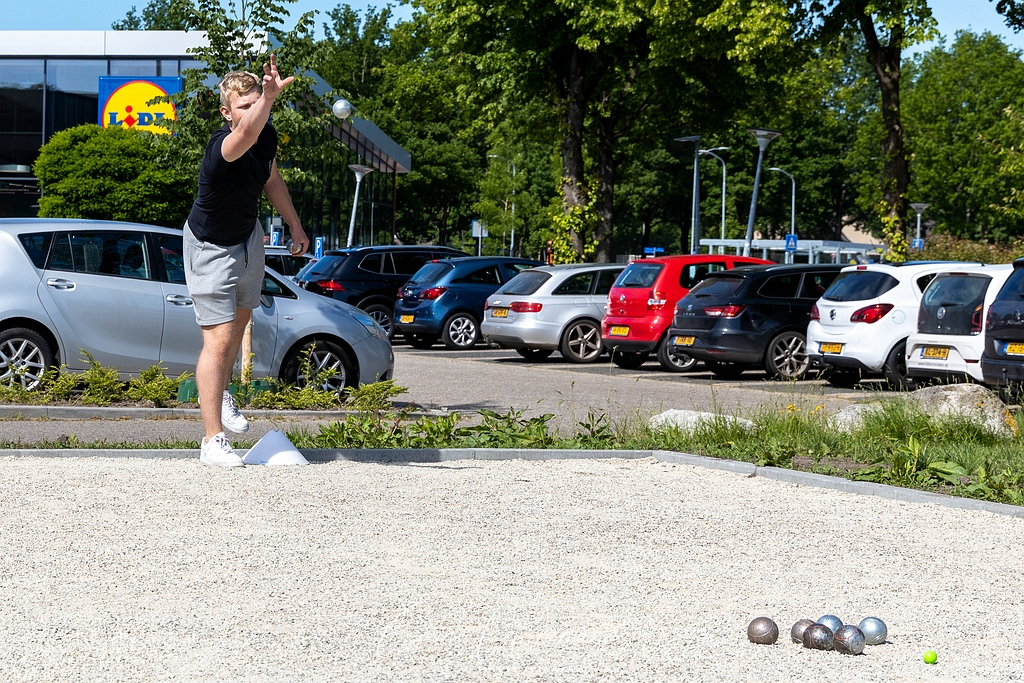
[743,128,782,257]
[346,164,374,248]
[675,135,701,254]
[768,166,796,263]
[488,154,516,257]
[910,202,930,247]
[699,147,729,242]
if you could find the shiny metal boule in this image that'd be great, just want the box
[747,616,779,645]
[817,614,843,633]
[332,98,353,120]
[833,625,866,655]
[858,616,888,645]
[802,623,834,650]
[791,619,815,644]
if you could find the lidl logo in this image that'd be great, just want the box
[98,77,183,134]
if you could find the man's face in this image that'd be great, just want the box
[220,87,260,129]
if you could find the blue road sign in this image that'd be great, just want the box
[643,246,665,255]
[785,234,798,252]
[315,236,325,259]
[912,238,925,251]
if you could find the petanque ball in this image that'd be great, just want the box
[332,99,353,120]
[747,617,779,645]
[858,616,888,645]
[817,614,844,633]
[833,625,866,655]
[803,623,834,651]
[791,619,815,644]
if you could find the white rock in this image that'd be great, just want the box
[649,409,754,432]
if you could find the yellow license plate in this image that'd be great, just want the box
[609,325,630,336]
[922,346,949,360]
[491,308,509,318]
[399,315,415,324]
[1006,342,1024,356]
[820,342,843,354]
[673,336,695,346]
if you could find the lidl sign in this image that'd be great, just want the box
[98,76,183,134]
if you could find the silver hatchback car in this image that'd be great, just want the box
[0,218,394,392]
[481,263,625,362]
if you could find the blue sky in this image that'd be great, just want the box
[4,0,1022,53]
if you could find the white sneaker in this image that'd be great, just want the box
[200,432,244,468]
[220,390,249,434]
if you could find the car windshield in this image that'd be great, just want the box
[298,254,347,279]
[615,262,663,287]
[406,261,454,286]
[686,276,743,299]
[822,271,899,302]
[994,267,1024,301]
[922,274,990,308]
[498,270,551,295]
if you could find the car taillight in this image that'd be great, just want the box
[320,280,345,292]
[810,303,820,321]
[705,304,746,318]
[986,304,995,331]
[420,286,448,300]
[970,304,983,335]
[647,290,667,309]
[509,301,543,313]
[850,303,893,323]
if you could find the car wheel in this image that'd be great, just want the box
[362,303,395,340]
[610,349,649,369]
[441,313,479,350]
[516,348,554,361]
[656,337,698,372]
[282,339,355,396]
[560,319,603,364]
[0,327,54,390]
[405,333,438,350]
[883,340,916,391]
[706,360,747,380]
[825,368,861,388]
[764,331,809,381]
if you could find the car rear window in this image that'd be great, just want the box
[615,262,663,287]
[407,261,453,285]
[299,254,347,280]
[19,232,53,268]
[822,271,899,302]
[499,270,551,295]
[994,267,1024,301]
[922,274,990,308]
[687,276,743,298]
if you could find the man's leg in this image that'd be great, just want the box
[197,309,252,440]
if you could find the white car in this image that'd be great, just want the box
[807,261,976,389]
[906,264,1013,384]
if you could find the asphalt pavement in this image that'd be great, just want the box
[0,344,876,446]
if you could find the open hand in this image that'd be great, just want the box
[261,54,294,100]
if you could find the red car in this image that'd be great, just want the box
[601,254,772,370]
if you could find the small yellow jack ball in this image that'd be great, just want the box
[923,650,937,665]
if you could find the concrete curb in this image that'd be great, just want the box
[3,446,1022,519]
[0,406,442,420]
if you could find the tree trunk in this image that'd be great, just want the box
[855,6,909,239]
[560,46,588,258]
[593,114,615,263]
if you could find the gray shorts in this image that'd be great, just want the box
[183,221,265,326]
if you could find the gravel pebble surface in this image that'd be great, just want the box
[1,455,1022,682]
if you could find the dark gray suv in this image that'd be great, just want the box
[295,244,467,338]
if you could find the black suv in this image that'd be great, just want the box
[981,257,1024,399]
[666,263,845,380]
[295,244,467,337]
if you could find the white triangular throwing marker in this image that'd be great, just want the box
[242,430,309,466]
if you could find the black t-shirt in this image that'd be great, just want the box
[186,122,277,246]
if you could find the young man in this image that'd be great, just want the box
[184,55,309,467]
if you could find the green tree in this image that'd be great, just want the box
[34,125,194,226]
[112,0,194,30]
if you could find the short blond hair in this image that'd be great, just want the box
[218,71,261,108]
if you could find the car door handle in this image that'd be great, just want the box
[165,294,194,306]
[46,278,76,290]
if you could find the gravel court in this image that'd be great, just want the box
[1,455,1021,682]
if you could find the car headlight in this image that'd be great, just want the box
[352,311,389,341]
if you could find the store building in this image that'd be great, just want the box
[0,30,410,247]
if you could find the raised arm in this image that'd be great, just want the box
[220,54,293,163]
